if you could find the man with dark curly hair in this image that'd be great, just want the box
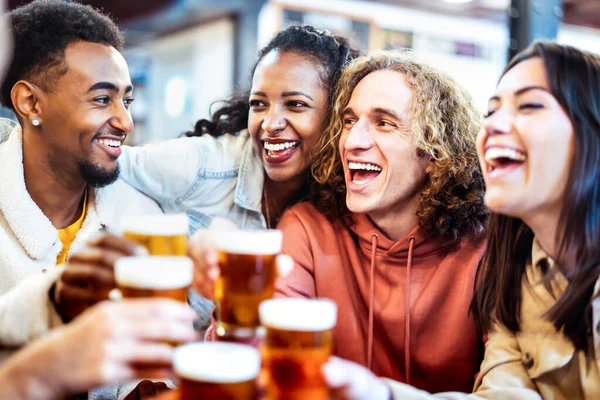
[0,1,183,397]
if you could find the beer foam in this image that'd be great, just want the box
[173,342,260,383]
[212,229,282,255]
[259,298,337,331]
[119,214,189,235]
[115,256,193,289]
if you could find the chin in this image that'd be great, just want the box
[346,195,373,214]
[265,165,304,183]
[484,193,518,217]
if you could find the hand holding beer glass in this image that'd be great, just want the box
[120,214,189,256]
[212,229,282,341]
[173,342,260,400]
[259,298,337,400]
[115,256,193,304]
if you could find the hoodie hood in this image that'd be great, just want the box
[349,212,452,260]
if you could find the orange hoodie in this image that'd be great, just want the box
[275,202,485,393]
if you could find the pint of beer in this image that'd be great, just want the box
[259,298,337,400]
[173,342,260,400]
[120,214,188,255]
[114,256,193,303]
[212,229,282,340]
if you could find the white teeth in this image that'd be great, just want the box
[263,141,299,151]
[348,162,382,172]
[96,138,122,148]
[484,147,526,165]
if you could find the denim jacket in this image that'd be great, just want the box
[119,130,267,233]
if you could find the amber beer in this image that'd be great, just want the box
[114,256,193,303]
[259,298,337,400]
[173,342,260,400]
[213,229,282,340]
[120,214,188,256]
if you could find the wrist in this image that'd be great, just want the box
[0,357,57,400]
[1,337,65,400]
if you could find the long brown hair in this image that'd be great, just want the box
[472,41,600,350]
[311,51,488,243]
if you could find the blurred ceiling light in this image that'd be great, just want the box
[442,0,473,3]
[480,0,510,9]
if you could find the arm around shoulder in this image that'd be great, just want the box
[118,138,205,206]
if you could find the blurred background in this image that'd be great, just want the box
[2,0,599,144]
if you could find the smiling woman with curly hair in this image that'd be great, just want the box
[270,50,489,395]
[311,51,487,243]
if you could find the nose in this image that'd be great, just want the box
[109,101,134,134]
[344,118,374,152]
[261,106,287,135]
[484,107,513,136]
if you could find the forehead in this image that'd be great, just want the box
[348,69,412,113]
[59,41,131,91]
[252,50,324,91]
[496,57,548,94]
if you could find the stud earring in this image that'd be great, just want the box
[32,119,40,126]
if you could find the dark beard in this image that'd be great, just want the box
[78,159,120,188]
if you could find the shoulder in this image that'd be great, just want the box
[279,202,338,236]
[453,234,487,261]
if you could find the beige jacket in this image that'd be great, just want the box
[387,238,600,399]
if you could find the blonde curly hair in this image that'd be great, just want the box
[311,50,488,243]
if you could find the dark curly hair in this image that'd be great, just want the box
[312,51,488,244]
[186,25,360,137]
[0,0,124,110]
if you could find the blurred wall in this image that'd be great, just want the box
[260,0,507,111]
[125,17,235,144]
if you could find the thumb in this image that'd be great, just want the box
[322,356,351,388]
[276,254,294,278]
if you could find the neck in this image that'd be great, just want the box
[22,129,87,229]
[523,206,574,275]
[263,174,306,228]
[367,196,421,242]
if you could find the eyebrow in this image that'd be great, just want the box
[514,85,550,96]
[488,85,550,102]
[282,91,313,101]
[250,91,314,101]
[87,82,133,94]
[343,107,406,124]
[372,107,404,122]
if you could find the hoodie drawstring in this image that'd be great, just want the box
[367,233,378,370]
[405,236,416,386]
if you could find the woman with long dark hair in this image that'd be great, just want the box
[315,41,600,399]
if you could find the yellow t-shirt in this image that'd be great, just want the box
[56,190,88,265]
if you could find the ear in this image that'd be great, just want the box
[424,156,434,175]
[11,81,44,126]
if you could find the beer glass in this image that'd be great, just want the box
[173,342,260,400]
[259,298,337,400]
[213,229,282,341]
[120,214,188,256]
[114,256,193,303]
